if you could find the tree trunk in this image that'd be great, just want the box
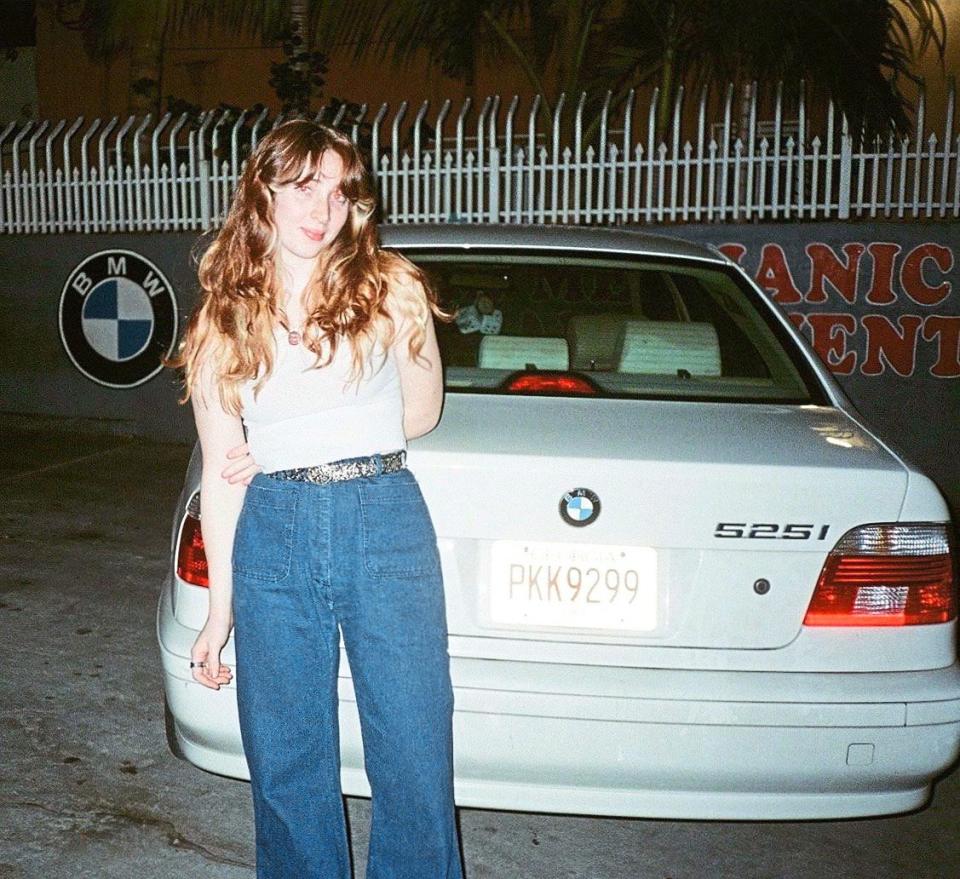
[556,0,580,99]
[127,0,169,117]
[737,79,751,142]
[291,0,309,59]
[657,1,677,136]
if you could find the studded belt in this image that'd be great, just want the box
[266,450,407,485]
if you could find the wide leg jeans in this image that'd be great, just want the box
[231,462,463,879]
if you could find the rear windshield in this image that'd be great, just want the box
[407,250,819,403]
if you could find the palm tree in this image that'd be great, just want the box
[50,0,946,134]
[309,0,946,134]
[597,0,947,133]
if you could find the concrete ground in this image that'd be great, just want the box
[1,412,959,879]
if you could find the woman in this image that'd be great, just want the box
[168,120,463,879]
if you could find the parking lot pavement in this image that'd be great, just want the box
[2,412,960,879]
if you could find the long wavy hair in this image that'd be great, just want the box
[167,119,445,414]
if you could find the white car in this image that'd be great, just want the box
[158,224,960,820]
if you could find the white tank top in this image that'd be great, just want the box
[239,326,406,472]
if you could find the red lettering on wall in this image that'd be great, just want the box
[755,244,803,304]
[864,243,902,305]
[717,243,747,264]
[861,315,923,376]
[900,243,953,306]
[922,316,960,378]
[805,313,857,374]
[805,243,865,304]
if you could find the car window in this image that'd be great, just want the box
[408,251,817,403]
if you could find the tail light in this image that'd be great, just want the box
[503,371,599,396]
[175,492,209,588]
[804,523,956,626]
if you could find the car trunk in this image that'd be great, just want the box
[411,395,908,651]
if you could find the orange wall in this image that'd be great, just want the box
[34,3,958,131]
[34,5,535,123]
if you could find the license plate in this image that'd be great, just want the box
[488,541,658,632]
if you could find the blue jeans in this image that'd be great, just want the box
[231,460,463,879]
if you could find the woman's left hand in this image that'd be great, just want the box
[222,442,262,485]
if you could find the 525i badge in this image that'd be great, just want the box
[714,523,831,540]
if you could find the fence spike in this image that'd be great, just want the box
[669,85,684,220]
[229,110,247,179]
[351,103,368,145]
[454,97,472,218]
[413,100,429,158]
[599,88,612,163]
[504,94,519,148]
[939,76,955,217]
[411,100,430,219]
[197,110,213,166]
[390,100,409,216]
[27,120,50,232]
[0,120,18,228]
[574,91,587,167]
[646,86,659,220]
[370,103,389,174]
[551,92,566,220]
[96,117,118,176]
[114,116,135,170]
[743,81,758,219]
[250,106,270,151]
[486,94,500,144]
[621,88,636,215]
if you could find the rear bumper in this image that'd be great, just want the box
[159,592,960,820]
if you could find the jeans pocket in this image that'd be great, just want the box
[359,475,441,580]
[232,481,298,582]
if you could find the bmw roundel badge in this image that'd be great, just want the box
[59,249,178,388]
[559,488,601,527]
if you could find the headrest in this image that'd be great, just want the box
[477,335,570,371]
[616,321,721,376]
[566,314,638,370]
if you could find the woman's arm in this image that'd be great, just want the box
[190,353,248,689]
[395,310,444,440]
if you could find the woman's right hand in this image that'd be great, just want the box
[190,618,234,690]
[222,441,262,485]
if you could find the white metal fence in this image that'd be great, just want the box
[1,80,957,234]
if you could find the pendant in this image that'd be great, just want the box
[288,330,301,346]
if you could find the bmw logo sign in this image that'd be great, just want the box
[59,250,178,388]
[559,488,601,527]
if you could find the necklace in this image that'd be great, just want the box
[278,308,304,346]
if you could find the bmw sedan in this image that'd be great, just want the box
[158,224,960,820]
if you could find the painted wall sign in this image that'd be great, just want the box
[59,249,178,388]
[718,240,960,379]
